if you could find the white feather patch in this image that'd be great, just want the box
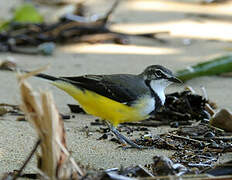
[150,79,171,105]
[134,96,155,116]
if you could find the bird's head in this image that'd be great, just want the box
[140,65,182,84]
[140,65,182,104]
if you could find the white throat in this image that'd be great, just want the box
[150,79,171,105]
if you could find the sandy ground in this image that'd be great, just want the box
[1,0,232,174]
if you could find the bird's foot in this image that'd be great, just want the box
[107,124,154,149]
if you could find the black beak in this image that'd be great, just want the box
[168,76,182,83]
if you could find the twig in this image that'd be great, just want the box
[159,110,190,118]
[122,121,169,127]
[207,124,224,132]
[192,136,232,141]
[0,103,19,109]
[13,139,41,180]
[188,163,213,168]
[205,103,215,116]
[185,12,232,22]
[100,0,120,24]
[167,133,207,145]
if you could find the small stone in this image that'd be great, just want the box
[210,108,232,132]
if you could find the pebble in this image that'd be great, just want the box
[210,108,232,132]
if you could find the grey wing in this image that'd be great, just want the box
[60,74,150,104]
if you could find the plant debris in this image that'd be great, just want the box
[67,103,86,114]
[205,160,232,176]
[16,68,83,179]
[0,58,17,71]
[151,89,213,123]
[0,1,168,55]
[201,0,229,4]
[175,55,232,82]
[0,103,22,116]
[150,156,188,176]
[133,123,232,172]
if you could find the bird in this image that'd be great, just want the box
[31,65,182,148]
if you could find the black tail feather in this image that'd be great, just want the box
[35,73,59,81]
[15,68,59,82]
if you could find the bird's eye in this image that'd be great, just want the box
[155,70,163,77]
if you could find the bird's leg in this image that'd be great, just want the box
[106,122,144,149]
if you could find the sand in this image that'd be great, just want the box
[1,0,232,174]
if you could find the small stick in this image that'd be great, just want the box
[123,120,172,127]
[207,124,224,132]
[167,133,206,145]
[13,139,41,180]
[188,163,212,168]
[205,103,215,116]
[192,136,232,141]
[100,0,120,24]
[0,103,19,109]
[161,110,189,118]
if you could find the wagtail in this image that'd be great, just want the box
[32,65,181,148]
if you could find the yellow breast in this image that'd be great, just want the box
[52,81,151,127]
